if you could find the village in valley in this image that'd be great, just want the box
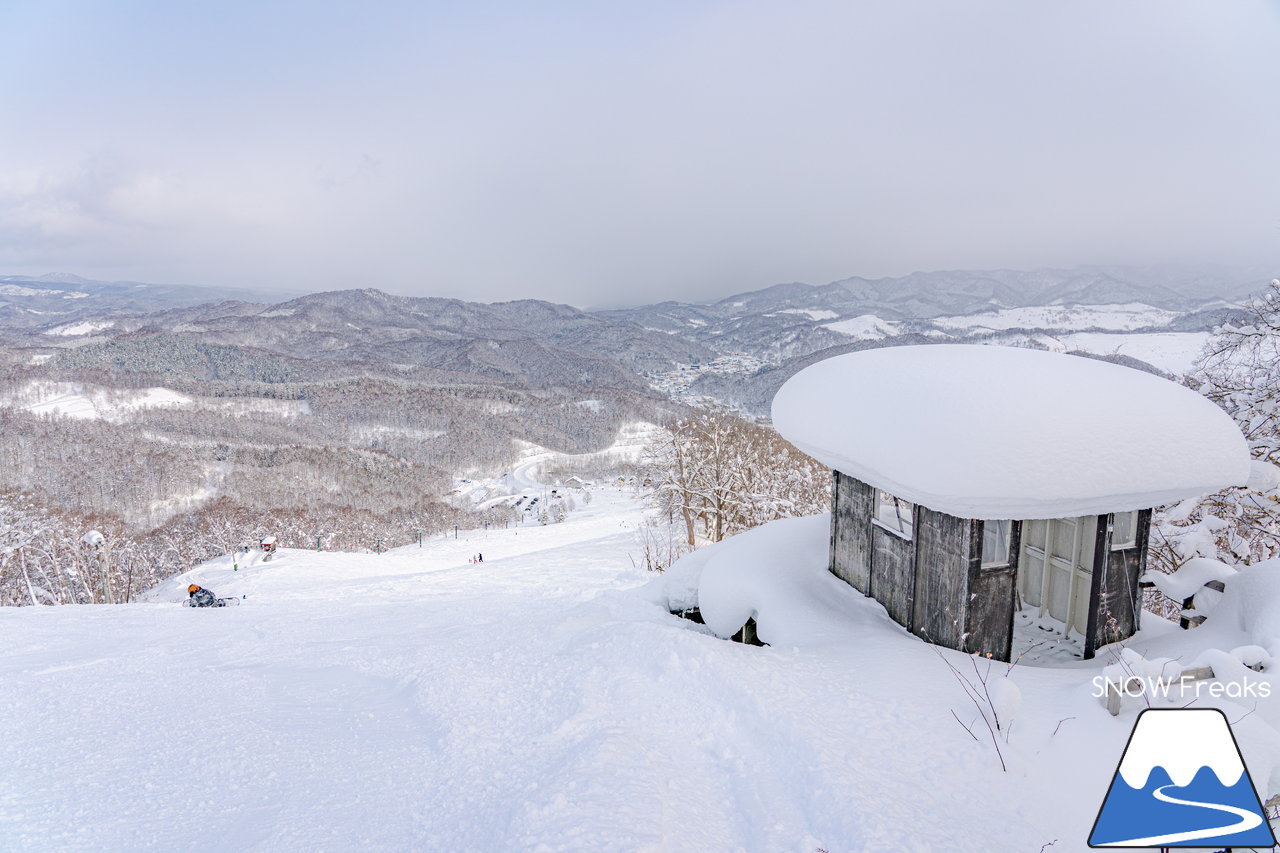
[644,352,769,411]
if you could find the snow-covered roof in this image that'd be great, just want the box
[771,345,1252,520]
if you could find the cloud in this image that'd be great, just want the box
[0,0,1277,304]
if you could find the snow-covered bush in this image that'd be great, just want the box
[631,517,690,573]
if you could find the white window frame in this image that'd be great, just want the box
[872,490,914,540]
[981,519,1012,569]
[1110,511,1139,550]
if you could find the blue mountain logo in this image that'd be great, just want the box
[1090,708,1276,848]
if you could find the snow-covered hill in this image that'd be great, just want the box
[6,486,1280,852]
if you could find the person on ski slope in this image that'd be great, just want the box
[187,584,220,607]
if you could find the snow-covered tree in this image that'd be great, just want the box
[643,409,830,547]
[1152,279,1280,572]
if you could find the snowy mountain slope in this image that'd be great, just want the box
[931,302,1180,332]
[12,288,717,380]
[1,380,311,422]
[592,264,1264,369]
[4,486,1278,851]
[0,275,278,331]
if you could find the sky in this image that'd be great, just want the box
[1,0,1278,308]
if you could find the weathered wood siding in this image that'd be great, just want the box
[1085,509,1150,658]
[828,471,1031,662]
[830,472,874,593]
[965,520,1020,661]
[870,522,916,626]
[910,506,972,649]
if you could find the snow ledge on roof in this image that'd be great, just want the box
[771,345,1252,520]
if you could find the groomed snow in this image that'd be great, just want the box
[771,345,1252,519]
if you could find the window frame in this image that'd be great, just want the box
[981,519,1013,569]
[1110,510,1139,551]
[871,490,915,541]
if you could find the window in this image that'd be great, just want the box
[872,490,914,540]
[1111,511,1138,550]
[982,519,1012,568]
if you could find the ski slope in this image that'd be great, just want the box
[3,489,1280,852]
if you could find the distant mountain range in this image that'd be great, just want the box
[0,263,1272,531]
[0,263,1272,400]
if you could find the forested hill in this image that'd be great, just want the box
[0,284,696,603]
[0,264,1269,556]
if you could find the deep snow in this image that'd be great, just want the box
[771,345,1252,519]
[4,491,1280,852]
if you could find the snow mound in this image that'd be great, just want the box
[1248,460,1280,493]
[1143,557,1236,601]
[1194,557,1280,656]
[772,345,1252,519]
[649,514,878,645]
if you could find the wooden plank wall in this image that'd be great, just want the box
[830,472,874,593]
[1086,509,1151,657]
[870,523,917,627]
[965,520,1020,661]
[910,506,972,649]
[828,471,1033,663]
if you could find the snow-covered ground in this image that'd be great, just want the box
[5,488,1280,852]
[1054,330,1211,376]
[770,308,839,321]
[450,421,661,511]
[933,302,1180,332]
[2,381,311,421]
[821,313,902,340]
[41,319,115,336]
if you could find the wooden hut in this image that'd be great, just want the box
[772,345,1258,662]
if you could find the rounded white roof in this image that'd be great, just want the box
[771,345,1251,520]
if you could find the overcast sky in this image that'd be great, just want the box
[1,1,1277,307]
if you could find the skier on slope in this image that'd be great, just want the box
[187,584,222,607]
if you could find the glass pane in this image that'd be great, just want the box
[1024,520,1046,551]
[1051,518,1076,562]
[1111,511,1138,550]
[1019,551,1043,606]
[1072,567,1092,635]
[873,491,913,539]
[1047,562,1071,623]
[1077,516,1096,573]
[982,520,1011,567]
